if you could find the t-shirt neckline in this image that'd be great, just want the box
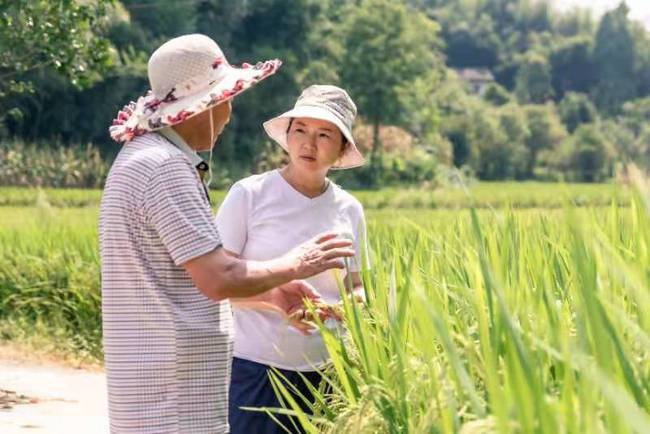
[274,169,332,202]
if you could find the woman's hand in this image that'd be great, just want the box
[267,280,322,316]
[233,280,324,335]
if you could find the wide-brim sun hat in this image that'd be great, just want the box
[263,85,365,169]
[110,34,281,142]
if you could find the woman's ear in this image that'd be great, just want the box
[339,137,348,157]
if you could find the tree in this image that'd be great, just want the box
[630,21,650,98]
[0,0,113,98]
[568,124,611,182]
[605,98,650,169]
[199,0,335,171]
[121,0,196,40]
[524,103,567,177]
[484,83,512,106]
[555,8,594,37]
[558,92,598,133]
[549,36,596,98]
[0,0,115,136]
[592,2,637,113]
[515,51,554,104]
[472,105,510,180]
[442,16,501,69]
[340,0,442,181]
[497,103,530,178]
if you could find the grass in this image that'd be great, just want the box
[0,206,101,361]
[0,182,648,433]
[0,181,632,209]
[270,193,650,433]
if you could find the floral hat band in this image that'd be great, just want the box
[110,34,282,143]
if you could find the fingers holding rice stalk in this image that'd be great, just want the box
[286,300,343,334]
[286,294,366,335]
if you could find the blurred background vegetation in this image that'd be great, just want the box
[1,0,649,188]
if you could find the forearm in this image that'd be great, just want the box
[186,232,354,302]
[187,249,298,301]
[230,292,271,303]
[216,255,298,300]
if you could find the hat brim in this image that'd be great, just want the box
[110,60,281,142]
[263,106,365,170]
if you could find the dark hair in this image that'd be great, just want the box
[286,117,348,150]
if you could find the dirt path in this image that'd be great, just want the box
[0,356,108,434]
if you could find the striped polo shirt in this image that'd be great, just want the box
[99,133,233,433]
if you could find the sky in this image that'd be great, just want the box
[549,0,650,30]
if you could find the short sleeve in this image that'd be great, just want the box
[349,203,371,272]
[214,183,249,255]
[144,156,222,266]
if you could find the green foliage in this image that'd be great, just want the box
[3,0,650,185]
[515,51,554,104]
[592,3,638,113]
[0,0,114,106]
[339,0,442,175]
[0,183,630,210]
[524,103,568,177]
[270,187,650,433]
[483,83,512,106]
[2,183,646,431]
[333,147,440,189]
[559,92,598,133]
[0,141,108,188]
[121,0,196,39]
[603,97,650,169]
[0,206,102,359]
[549,35,595,98]
[567,124,612,182]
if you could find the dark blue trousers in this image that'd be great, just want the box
[229,357,323,434]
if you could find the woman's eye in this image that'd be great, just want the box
[295,128,305,133]
[319,133,331,139]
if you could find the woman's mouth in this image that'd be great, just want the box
[300,156,316,162]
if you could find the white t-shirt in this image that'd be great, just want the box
[215,169,369,371]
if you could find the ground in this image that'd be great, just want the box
[0,346,108,434]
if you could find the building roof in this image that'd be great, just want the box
[453,68,495,83]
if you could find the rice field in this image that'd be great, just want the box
[0,182,648,433]
[0,181,631,209]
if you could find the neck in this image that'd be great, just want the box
[280,164,328,198]
[172,117,214,152]
[172,126,209,151]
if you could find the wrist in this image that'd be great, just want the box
[273,255,301,281]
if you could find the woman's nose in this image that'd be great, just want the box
[302,133,317,150]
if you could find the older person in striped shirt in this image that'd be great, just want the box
[99,34,354,434]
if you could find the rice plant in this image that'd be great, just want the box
[0,182,630,209]
[269,191,650,433]
[0,182,648,432]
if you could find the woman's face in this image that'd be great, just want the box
[286,117,345,173]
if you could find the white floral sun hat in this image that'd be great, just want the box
[263,85,365,169]
[110,34,281,142]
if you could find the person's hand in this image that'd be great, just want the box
[286,300,345,335]
[282,232,355,280]
[269,281,323,335]
[267,280,322,316]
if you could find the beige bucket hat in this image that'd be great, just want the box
[263,85,365,169]
[110,34,281,143]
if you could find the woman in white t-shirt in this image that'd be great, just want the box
[216,85,368,434]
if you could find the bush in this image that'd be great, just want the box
[568,124,612,182]
[0,141,108,188]
[332,147,440,189]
